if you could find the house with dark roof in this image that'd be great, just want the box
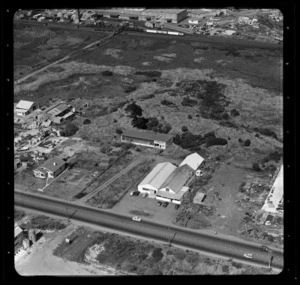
[121,129,173,149]
[33,156,66,179]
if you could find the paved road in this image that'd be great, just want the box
[15,190,283,271]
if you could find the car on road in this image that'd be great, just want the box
[163,202,169,208]
[261,246,271,253]
[243,253,253,259]
[132,216,142,222]
[174,204,180,210]
[157,201,163,207]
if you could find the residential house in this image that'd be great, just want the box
[33,156,66,179]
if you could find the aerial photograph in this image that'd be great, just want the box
[13,7,283,276]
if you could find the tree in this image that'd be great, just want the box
[83,119,91,125]
[243,139,251,147]
[252,162,261,172]
[65,123,79,137]
[181,126,188,132]
[125,102,142,118]
[102,70,113,76]
[131,116,149,129]
[115,129,123,135]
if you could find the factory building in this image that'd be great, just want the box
[138,153,204,204]
[121,129,173,149]
[97,8,188,23]
[15,100,37,116]
[33,156,66,179]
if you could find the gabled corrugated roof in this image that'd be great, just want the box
[16,100,35,110]
[36,156,65,173]
[122,129,173,143]
[160,164,194,193]
[138,162,176,190]
[14,225,23,237]
[179,152,204,170]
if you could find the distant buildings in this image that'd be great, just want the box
[33,156,66,179]
[121,129,173,150]
[97,8,188,24]
[45,101,74,124]
[15,100,37,116]
[138,153,204,204]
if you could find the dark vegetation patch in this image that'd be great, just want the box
[83,119,91,125]
[123,85,137,93]
[254,127,278,140]
[161,99,177,108]
[173,130,227,151]
[101,70,113,76]
[261,150,282,163]
[181,97,198,107]
[60,123,79,137]
[21,215,67,230]
[135,70,162,78]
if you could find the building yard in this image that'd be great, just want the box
[14,21,283,260]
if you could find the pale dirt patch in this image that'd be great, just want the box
[142,62,152,66]
[161,53,177,58]
[194,57,205,63]
[103,48,123,59]
[153,56,173,62]
[194,49,205,55]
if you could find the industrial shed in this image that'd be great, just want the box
[138,162,177,196]
[97,8,187,23]
[15,100,37,116]
[156,164,194,204]
[33,157,66,179]
[179,152,204,171]
[121,129,173,149]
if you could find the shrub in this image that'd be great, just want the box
[188,115,192,119]
[102,70,113,76]
[132,116,149,129]
[252,162,261,172]
[116,129,123,135]
[135,147,142,152]
[181,126,188,132]
[124,85,137,93]
[152,248,164,262]
[64,123,79,137]
[135,70,161,77]
[125,102,142,117]
[161,99,176,107]
[206,137,228,147]
[181,97,198,107]
[83,119,91,125]
[243,139,251,146]
[230,109,240,117]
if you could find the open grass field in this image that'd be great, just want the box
[14,23,107,80]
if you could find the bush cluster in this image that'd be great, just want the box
[101,70,113,76]
[83,119,91,125]
[161,99,176,107]
[181,97,198,107]
[135,70,162,78]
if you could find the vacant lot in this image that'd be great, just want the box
[86,159,151,209]
[52,226,272,275]
[43,168,96,200]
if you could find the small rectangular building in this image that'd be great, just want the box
[14,225,24,253]
[121,129,173,149]
[15,100,37,116]
[179,152,204,170]
[33,156,66,179]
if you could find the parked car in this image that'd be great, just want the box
[157,201,163,207]
[174,204,180,210]
[130,191,140,197]
[132,216,142,222]
[243,253,253,259]
[163,202,169,208]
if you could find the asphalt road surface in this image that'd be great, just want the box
[15,190,283,271]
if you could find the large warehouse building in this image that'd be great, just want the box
[121,129,173,149]
[138,153,204,204]
[97,8,188,23]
